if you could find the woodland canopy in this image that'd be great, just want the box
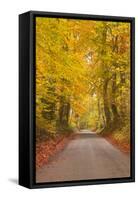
[36,17,130,149]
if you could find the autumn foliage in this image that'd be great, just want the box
[36,17,131,167]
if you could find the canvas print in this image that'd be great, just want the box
[35,17,131,183]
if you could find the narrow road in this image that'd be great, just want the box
[36,130,130,183]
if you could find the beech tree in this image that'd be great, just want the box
[36,17,130,146]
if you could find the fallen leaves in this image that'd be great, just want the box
[36,134,75,169]
[104,133,130,154]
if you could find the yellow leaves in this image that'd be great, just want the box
[35,17,130,132]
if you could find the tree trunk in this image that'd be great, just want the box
[97,94,105,129]
[103,78,111,129]
[59,97,70,128]
[111,73,120,125]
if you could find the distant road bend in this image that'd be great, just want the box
[36,129,130,183]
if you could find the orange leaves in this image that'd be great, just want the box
[35,17,130,145]
[105,133,130,154]
[36,134,74,169]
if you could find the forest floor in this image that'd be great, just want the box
[104,133,130,154]
[36,133,77,169]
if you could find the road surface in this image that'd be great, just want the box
[36,130,130,183]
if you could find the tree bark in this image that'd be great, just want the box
[59,97,70,128]
[103,78,111,129]
[111,73,120,125]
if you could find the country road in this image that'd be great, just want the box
[36,130,130,183]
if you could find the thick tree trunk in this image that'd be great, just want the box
[111,73,120,125]
[97,94,105,129]
[59,97,70,128]
[66,102,70,124]
[103,79,111,129]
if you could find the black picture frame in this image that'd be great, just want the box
[19,11,135,189]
